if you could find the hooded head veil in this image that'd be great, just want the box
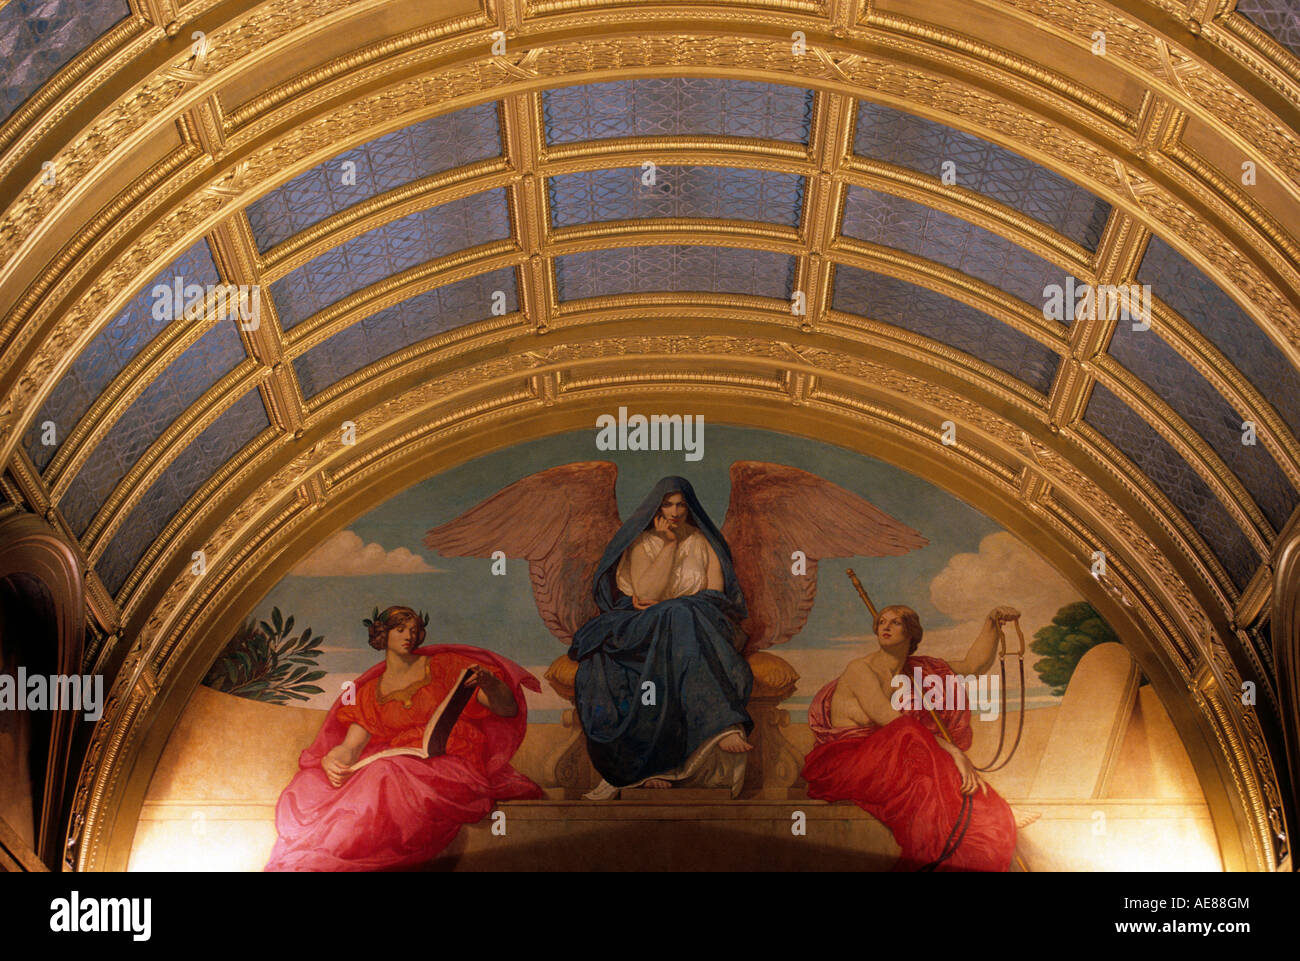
[589,475,746,622]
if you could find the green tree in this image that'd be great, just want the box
[1030,600,1119,696]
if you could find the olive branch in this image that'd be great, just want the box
[203,606,326,704]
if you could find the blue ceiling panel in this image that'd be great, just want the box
[832,265,1059,394]
[1109,318,1298,532]
[853,100,1110,251]
[548,166,805,229]
[247,103,502,252]
[554,244,795,301]
[0,0,131,124]
[293,266,519,399]
[23,239,221,472]
[1137,235,1300,439]
[59,318,247,537]
[1237,0,1300,58]
[542,78,814,144]
[1086,381,1261,590]
[841,185,1075,310]
[269,190,511,329]
[95,387,270,597]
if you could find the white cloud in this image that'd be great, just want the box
[290,530,443,576]
[922,531,1080,669]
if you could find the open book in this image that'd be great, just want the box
[347,666,479,771]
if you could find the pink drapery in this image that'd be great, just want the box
[801,655,1017,872]
[265,644,542,871]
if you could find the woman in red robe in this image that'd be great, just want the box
[265,605,542,871]
[801,605,1018,872]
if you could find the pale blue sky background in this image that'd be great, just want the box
[229,424,1082,720]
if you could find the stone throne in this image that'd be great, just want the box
[542,650,805,798]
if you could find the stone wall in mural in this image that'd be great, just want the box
[132,427,1218,871]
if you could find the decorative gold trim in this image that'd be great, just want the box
[67,342,1271,870]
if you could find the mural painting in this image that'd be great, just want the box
[133,427,1217,871]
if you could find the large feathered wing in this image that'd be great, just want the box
[424,461,622,644]
[721,461,928,655]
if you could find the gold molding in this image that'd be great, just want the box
[0,0,1294,874]
[65,336,1273,870]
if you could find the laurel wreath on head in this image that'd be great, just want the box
[362,606,431,631]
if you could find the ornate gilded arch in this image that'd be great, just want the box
[0,0,1297,870]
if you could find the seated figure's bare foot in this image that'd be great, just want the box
[642,777,672,788]
[719,732,754,753]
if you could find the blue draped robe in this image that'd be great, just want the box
[568,476,754,787]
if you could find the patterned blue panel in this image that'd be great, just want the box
[853,101,1110,251]
[1238,0,1300,58]
[832,265,1059,394]
[840,186,1076,310]
[1108,318,1297,532]
[247,103,502,253]
[59,319,247,537]
[95,388,270,597]
[293,267,519,398]
[548,166,805,229]
[1086,382,1261,591]
[0,1,130,123]
[22,240,220,472]
[542,78,814,144]
[269,190,511,330]
[554,245,795,301]
[1138,235,1300,438]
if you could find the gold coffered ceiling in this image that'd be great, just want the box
[2,0,1300,871]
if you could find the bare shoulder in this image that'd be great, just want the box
[838,656,875,682]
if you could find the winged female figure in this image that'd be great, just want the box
[425,461,926,799]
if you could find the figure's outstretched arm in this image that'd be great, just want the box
[949,605,1020,676]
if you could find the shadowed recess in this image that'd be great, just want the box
[1237,0,1300,59]
[0,0,131,124]
[831,264,1060,394]
[547,166,805,229]
[22,239,221,472]
[246,103,503,253]
[542,78,815,144]
[853,100,1111,251]
[1086,382,1261,591]
[95,388,272,597]
[58,318,248,538]
[268,189,512,329]
[1137,235,1300,439]
[293,266,519,399]
[840,185,1077,310]
[1108,317,1298,533]
[554,245,796,301]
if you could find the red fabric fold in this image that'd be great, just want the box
[265,644,542,872]
[801,655,1016,872]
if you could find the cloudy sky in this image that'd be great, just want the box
[237,425,1091,720]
